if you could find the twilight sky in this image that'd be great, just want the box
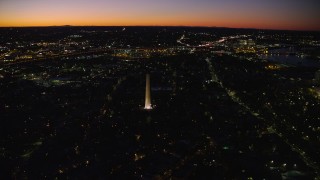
[0,0,319,30]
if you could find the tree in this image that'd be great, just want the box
[315,70,320,86]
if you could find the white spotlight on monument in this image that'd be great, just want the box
[144,74,152,110]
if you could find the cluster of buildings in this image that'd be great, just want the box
[1,27,320,179]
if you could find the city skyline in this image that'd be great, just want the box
[0,0,320,31]
[1,24,320,179]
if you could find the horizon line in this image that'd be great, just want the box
[0,25,319,32]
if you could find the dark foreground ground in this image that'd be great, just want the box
[1,53,319,179]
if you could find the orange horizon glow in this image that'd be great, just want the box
[1,17,319,31]
[1,21,319,32]
[0,0,319,31]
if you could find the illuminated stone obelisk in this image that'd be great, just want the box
[144,74,152,110]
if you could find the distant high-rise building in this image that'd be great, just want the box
[144,74,152,110]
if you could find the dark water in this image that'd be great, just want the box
[262,55,320,67]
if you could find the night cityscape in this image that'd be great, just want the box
[1,0,320,179]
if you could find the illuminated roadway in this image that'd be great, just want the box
[205,57,320,178]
